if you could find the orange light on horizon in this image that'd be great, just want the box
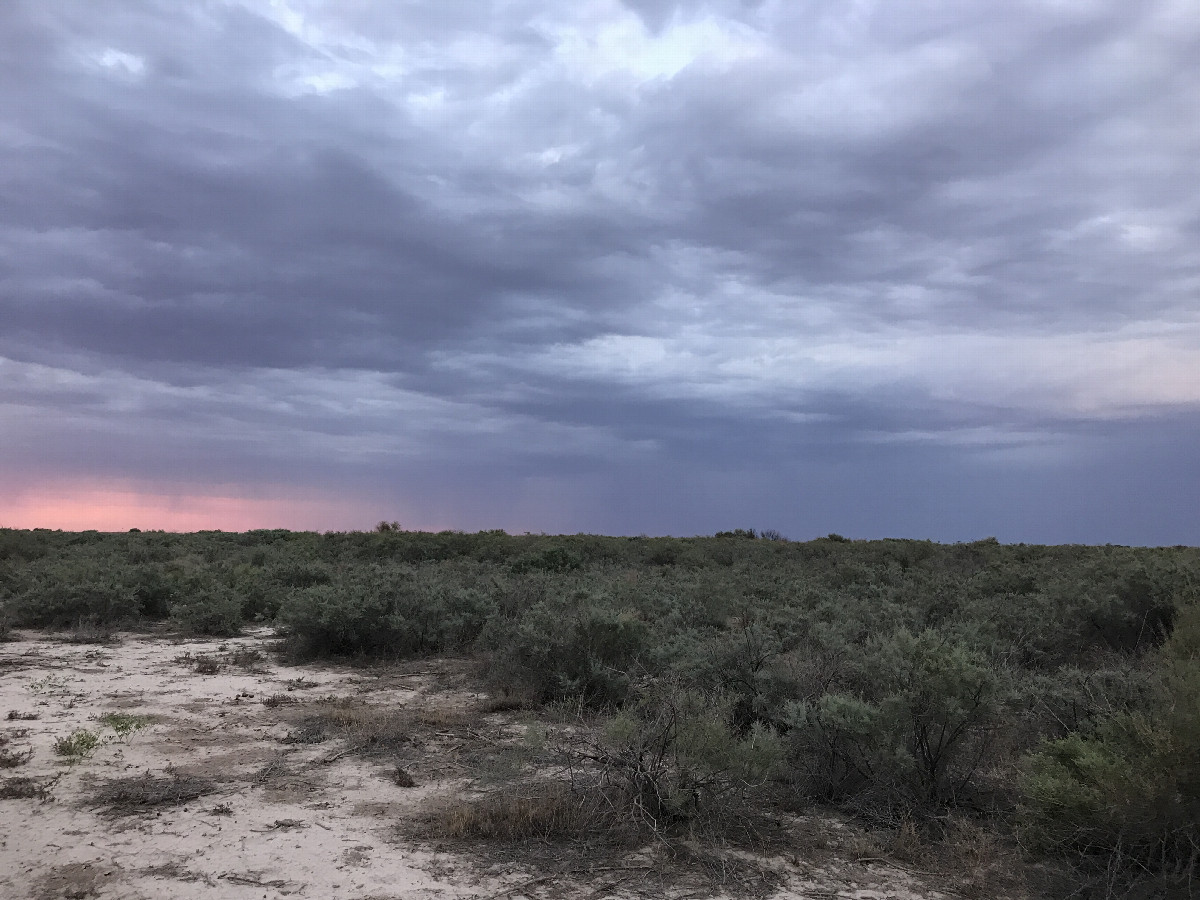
[0,484,376,533]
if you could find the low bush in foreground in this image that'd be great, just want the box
[1021,603,1200,897]
[789,629,1008,817]
[585,685,784,835]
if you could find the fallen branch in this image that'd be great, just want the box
[316,745,361,765]
[478,874,555,900]
[220,873,291,888]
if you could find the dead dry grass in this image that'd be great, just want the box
[426,781,607,844]
[34,861,122,900]
[284,696,422,755]
[0,775,55,800]
[420,785,790,900]
[0,744,33,768]
[89,771,216,816]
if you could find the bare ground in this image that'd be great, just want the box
[0,630,987,900]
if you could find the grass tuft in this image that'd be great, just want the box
[426,781,615,844]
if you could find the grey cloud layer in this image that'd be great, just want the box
[2,0,1198,540]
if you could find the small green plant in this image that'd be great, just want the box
[53,729,101,760]
[98,712,152,740]
[788,629,1004,815]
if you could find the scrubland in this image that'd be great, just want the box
[1,527,1197,899]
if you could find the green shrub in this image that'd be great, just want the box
[1020,603,1200,894]
[589,685,783,834]
[0,529,51,562]
[789,630,1005,815]
[670,618,808,734]
[483,598,648,706]
[10,560,143,628]
[279,564,494,657]
[508,546,582,574]
[169,583,243,636]
[6,557,178,628]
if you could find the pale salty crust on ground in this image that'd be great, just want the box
[0,629,953,900]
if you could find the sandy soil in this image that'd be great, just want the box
[0,630,957,900]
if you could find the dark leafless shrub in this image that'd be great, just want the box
[0,776,52,800]
[0,745,33,768]
[91,771,215,815]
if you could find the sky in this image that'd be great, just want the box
[1,0,1198,543]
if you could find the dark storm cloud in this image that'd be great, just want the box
[1,0,1198,540]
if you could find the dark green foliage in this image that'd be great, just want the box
[789,630,1006,815]
[278,563,494,657]
[168,581,243,636]
[508,546,582,574]
[7,558,148,628]
[482,593,648,705]
[0,529,52,562]
[1020,602,1200,896]
[592,684,784,831]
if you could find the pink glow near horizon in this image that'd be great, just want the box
[0,484,383,532]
